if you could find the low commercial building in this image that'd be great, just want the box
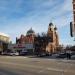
[8,43,34,54]
[0,32,10,54]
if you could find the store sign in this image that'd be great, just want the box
[25,44,33,49]
[14,44,26,48]
[8,43,34,50]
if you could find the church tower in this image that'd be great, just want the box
[47,22,54,42]
[46,22,59,53]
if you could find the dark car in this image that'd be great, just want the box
[56,53,67,58]
[19,51,28,56]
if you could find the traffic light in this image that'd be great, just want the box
[70,22,73,37]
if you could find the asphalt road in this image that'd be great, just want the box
[0,56,75,75]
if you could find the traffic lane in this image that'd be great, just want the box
[0,56,75,72]
[0,56,75,75]
[0,61,62,75]
[0,68,17,75]
[0,62,75,75]
[0,67,75,75]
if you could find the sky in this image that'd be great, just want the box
[0,0,74,45]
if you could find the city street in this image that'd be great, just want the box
[0,0,75,75]
[0,56,75,75]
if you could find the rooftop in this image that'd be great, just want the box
[0,32,9,37]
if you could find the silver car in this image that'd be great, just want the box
[9,52,19,56]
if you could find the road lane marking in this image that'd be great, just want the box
[47,68,63,72]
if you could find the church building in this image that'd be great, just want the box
[46,22,59,53]
[15,22,59,55]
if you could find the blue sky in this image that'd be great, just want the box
[0,0,74,45]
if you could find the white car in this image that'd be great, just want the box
[9,52,19,56]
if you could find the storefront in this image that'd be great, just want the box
[8,43,34,54]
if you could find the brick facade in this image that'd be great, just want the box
[73,0,75,32]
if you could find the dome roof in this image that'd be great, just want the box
[49,22,53,26]
[26,28,35,36]
[54,26,57,30]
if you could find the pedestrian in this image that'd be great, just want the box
[66,53,71,59]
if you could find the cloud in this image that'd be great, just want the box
[0,0,74,45]
[62,0,72,11]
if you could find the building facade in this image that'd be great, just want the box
[16,28,35,44]
[34,22,59,55]
[73,0,75,34]
[46,22,59,53]
[12,28,35,54]
[15,22,59,55]
[0,32,10,54]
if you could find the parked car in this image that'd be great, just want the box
[56,53,67,58]
[2,52,9,55]
[19,51,28,56]
[8,52,19,56]
[71,55,75,60]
